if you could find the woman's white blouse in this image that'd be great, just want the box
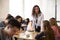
[27,13,44,32]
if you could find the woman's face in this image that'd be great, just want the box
[35,7,39,14]
[17,18,22,23]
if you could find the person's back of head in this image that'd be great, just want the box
[15,15,22,19]
[4,14,14,26]
[43,20,51,31]
[49,18,58,26]
[43,20,55,40]
[49,17,60,33]
[6,14,14,20]
[7,19,21,30]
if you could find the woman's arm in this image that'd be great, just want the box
[40,14,44,32]
[27,21,34,31]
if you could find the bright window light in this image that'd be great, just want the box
[9,0,24,17]
[9,0,55,20]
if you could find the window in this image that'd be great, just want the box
[9,0,24,17]
[9,0,55,20]
[57,0,60,21]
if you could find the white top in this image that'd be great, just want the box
[27,13,44,32]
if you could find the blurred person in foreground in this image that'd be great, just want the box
[0,19,21,40]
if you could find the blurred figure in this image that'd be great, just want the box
[25,18,30,25]
[0,14,14,27]
[43,20,55,40]
[0,19,21,40]
[35,20,55,40]
[22,18,30,31]
[22,18,30,26]
[49,18,60,40]
[15,15,23,31]
[31,5,44,32]
[15,15,22,23]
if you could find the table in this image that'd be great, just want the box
[13,31,40,40]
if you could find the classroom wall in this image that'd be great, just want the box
[0,0,9,21]
[57,0,60,26]
[57,0,60,21]
[0,0,1,21]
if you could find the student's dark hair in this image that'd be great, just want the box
[15,15,22,22]
[43,20,52,30]
[26,18,30,24]
[7,19,21,30]
[6,14,14,20]
[43,20,55,40]
[49,18,60,33]
[15,15,22,19]
[32,5,41,16]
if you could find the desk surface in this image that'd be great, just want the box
[13,31,40,40]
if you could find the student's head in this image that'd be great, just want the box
[15,15,22,23]
[4,19,21,37]
[32,5,41,16]
[5,14,14,25]
[43,20,55,40]
[43,20,52,31]
[49,18,58,26]
[6,14,14,20]
[25,18,30,25]
[49,18,60,33]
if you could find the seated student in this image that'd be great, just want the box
[22,18,30,31]
[35,20,55,40]
[15,15,23,31]
[0,19,21,40]
[0,14,14,27]
[25,18,30,25]
[49,18,60,40]
[15,15,22,23]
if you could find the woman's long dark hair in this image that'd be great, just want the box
[49,18,60,33]
[43,20,55,40]
[32,5,41,16]
[43,20,52,31]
